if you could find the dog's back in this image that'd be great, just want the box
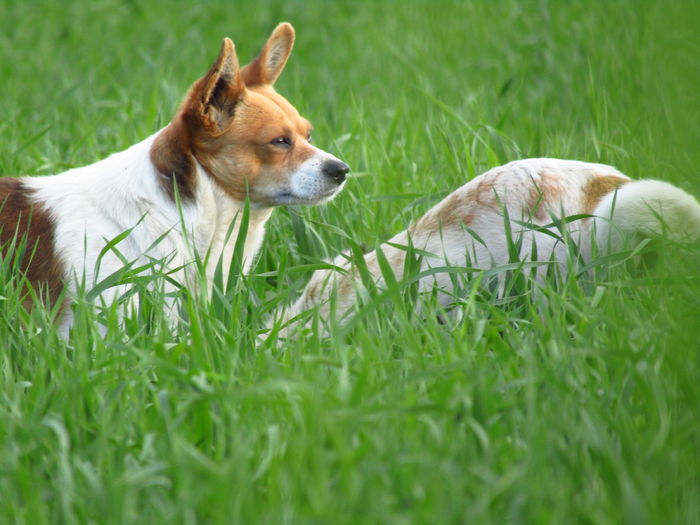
[272,159,700,334]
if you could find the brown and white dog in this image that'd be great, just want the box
[273,159,700,334]
[0,23,348,336]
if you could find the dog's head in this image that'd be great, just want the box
[152,23,349,206]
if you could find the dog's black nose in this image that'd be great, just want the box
[322,160,350,184]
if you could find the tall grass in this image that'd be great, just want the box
[1,0,699,523]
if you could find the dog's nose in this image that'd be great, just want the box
[322,160,350,184]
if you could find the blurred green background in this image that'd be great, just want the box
[1,1,699,523]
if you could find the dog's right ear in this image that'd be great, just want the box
[241,23,295,86]
[184,38,245,132]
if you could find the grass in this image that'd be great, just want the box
[2,0,700,523]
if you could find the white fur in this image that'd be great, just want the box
[255,147,346,205]
[593,179,700,248]
[289,150,346,203]
[273,159,700,335]
[24,131,272,336]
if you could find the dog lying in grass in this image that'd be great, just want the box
[270,158,700,336]
[0,23,348,336]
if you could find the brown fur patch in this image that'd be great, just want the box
[150,117,197,201]
[389,248,406,268]
[582,174,630,215]
[414,182,480,234]
[475,171,500,205]
[304,281,319,303]
[527,171,568,221]
[0,178,64,310]
[336,272,354,297]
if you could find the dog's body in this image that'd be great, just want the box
[274,158,700,334]
[0,23,348,335]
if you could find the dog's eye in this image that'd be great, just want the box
[307,133,312,143]
[270,137,292,147]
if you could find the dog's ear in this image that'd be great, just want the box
[241,23,295,86]
[185,38,245,131]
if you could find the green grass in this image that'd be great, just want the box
[2,0,700,523]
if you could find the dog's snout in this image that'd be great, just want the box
[322,160,350,184]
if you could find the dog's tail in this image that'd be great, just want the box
[592,179,700,251]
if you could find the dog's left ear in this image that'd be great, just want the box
[241,22,295,86]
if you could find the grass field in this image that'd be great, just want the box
[2,0,700,523]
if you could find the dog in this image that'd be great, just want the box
[271,158,700,335]
[0,23,349,336]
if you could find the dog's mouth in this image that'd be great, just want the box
[272,187,342,206]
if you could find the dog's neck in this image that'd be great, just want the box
[190,160,273,284]
[146,129,275,284]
